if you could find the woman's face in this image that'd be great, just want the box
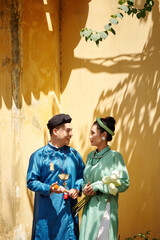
[89,124,104,147]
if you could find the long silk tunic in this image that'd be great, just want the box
[79,146,129,240]
[27,142,85,240]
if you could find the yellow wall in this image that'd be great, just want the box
[0,0,160,239]
[0,0,60,238]
[61,0,160,239]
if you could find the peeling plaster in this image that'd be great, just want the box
[15,186,20,198]
[31,116,42,130]
[13,224,27,240]
[10,0,23,109]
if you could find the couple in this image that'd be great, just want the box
[27,113,129,240]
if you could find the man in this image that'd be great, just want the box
[27,114,85,240]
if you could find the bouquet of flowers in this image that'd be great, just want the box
[102,169,121,196]
[72,170,121,216]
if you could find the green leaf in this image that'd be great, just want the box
[80,30,84,37]
[83,29,92,37]
[110,28,116,35]
[100,31,108,39]
[119,5,129,13]
[141,10,146,18]
[109,18,118,24]
[147,0,154,6]
[85,36,89,42]
[127,9,132,15]
[104,24,111,31]
[132,8,137,13]
[118,0,125,5]
[134,233,146,238]
[111,15,117,18]
[146,6,152,11]
[137,12,142,19]
[90,33,100,41]
[149,0,154,6]
[116,12,123,19]
[127,1,134,6]
[95,40,99,47]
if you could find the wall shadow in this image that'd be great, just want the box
[60,0,154,92]
[78,0,160,236]
[1,0,159,236]
[1,0,156,109]
[0,0,91,109]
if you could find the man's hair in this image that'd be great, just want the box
[47,114,72,136]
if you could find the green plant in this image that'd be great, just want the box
[119,230,160,240]
[80,0,154,46]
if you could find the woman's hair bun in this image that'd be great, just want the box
[104,116,116,129]
[101,116,116,141]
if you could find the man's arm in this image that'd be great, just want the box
[27,152,51,196]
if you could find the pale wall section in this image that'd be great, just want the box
[0,0,60,239]
[61,0,160,238]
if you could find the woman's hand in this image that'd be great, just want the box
[83,182,96,196]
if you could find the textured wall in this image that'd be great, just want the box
[60,0,160,238]
[0,0,60,238]
[0,0,160,239]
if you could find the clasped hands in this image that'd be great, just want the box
[50,182,79,199]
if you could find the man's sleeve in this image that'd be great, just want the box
[74,152,85,191]
[27,151,51,196]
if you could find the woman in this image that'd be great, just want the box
[79,116,129,240]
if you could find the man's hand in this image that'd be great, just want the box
[83,182,96,196]
[68,189,79,199]
[50,182,66,194]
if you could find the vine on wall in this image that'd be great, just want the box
[80,0,154,46]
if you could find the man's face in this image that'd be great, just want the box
[56,123,73,146]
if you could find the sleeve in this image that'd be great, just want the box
[27,151,51,196]
[81,152,92,191]
[115,152,129,193]
[74,151,85,192]
[92,152,129,195]
[92,181,109,193]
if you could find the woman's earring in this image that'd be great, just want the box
[102,136,106,141]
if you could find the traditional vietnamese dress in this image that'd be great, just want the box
[27,142,85,240]
[79,146,129,240]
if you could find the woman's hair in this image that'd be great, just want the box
[94,116,116,141]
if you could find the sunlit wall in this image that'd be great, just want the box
[61,0,160,239]
[0,0,160,239]
[0,0,60,238]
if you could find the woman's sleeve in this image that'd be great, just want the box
[81,154,90,192]
[27,152,51,196]
[115,152,129,193]
[91,152,129,195]
[91,181,109,193]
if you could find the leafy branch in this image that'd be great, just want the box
[124,230,160,240]
[80,0,154,46]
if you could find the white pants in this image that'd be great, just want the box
[96,202,110,240]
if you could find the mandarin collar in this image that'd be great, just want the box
[95,145,110,157]
[48,142,65,151]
